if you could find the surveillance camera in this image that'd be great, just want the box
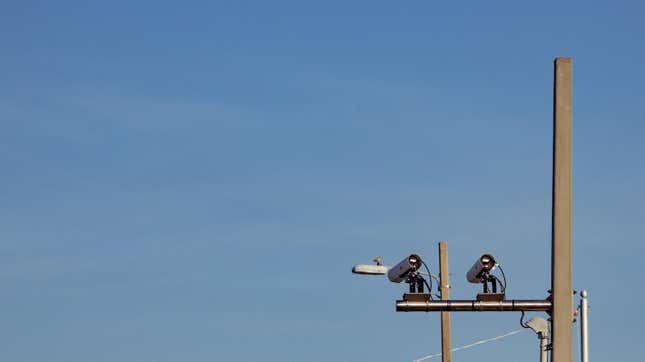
[466,254,497,283]
[387,254,422,283]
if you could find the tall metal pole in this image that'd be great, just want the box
[438,242,451,362]
[579,290,589,362]
[551,57,574,362]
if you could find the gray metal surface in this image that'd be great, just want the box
[551,56,574,362]
[439,242,452,362]
[396,299,552,312]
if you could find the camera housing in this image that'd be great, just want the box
[387,254,422,283]
[466,254,497,283]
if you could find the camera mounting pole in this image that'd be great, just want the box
[391,58,575,361]
[550,56,574,362]
[480,271,498,294]
[438,241,451,362]
[406,273,426,293]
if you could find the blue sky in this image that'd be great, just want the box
[1,1,644,361]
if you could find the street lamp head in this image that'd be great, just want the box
[352,264,388,275]
[526,316,550,337]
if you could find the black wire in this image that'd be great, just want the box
[422,278,433,299]
[493,275,506,293]
[496,264,508,292]
[520,311,530,328]
[421,261,433,295]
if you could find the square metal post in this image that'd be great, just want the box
[551,57,574,362]
[438,242,451,362]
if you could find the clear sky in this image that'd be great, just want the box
[1,1,644,361]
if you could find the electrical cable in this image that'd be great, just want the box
[418,271,441,283]
[421,261,433,294]
[412,329,527,362]
[496,264,507,292]
[493,275,506,293]
[520,311,530,329]
[422,277,433,298]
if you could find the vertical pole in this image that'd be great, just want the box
[580,290,588,362]
[540,334,548,362]
[551,57,574,362]
[438,241,451,362]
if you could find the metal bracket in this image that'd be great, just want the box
[402,293,432,302]
[476,293,505,302]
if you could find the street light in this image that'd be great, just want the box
[352,256,388,275]
[352,254,435,294]
[352,264,388,275]
[524,317,550,362]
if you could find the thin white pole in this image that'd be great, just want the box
[540,334,548,362]
[580,290,589,362]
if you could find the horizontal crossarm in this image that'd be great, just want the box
[396,299,551,312]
